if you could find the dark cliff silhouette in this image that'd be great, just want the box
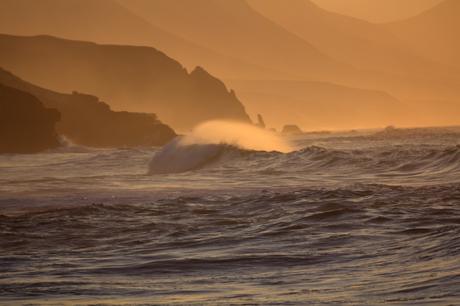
[0,83,60,153]
[0,68,176,148]
[0,34,251,131]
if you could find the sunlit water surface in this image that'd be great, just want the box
[1,127,459,305]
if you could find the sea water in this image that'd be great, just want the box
[1,126,459,305]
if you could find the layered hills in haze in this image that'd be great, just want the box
[120,0,460,128]
[247,0,438,75]
[0,34,250,130]
[0,0,267,79]
[0,0,458,130]
[119,0,345,79]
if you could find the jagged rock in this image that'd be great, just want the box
[256,114,266,129]
[0,84,60,153]
[282,124,303,135]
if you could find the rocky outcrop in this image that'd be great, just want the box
[0,34,251,131]
[282,124,303,135]
[0,83,60,153]
[175,66,251,129]
[0,68,176,148]
[256,114,266,129]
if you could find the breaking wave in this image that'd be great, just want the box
[149,120,292,174]
[181,120,293,153]
[2,126,460,304]
[150,131,460,181]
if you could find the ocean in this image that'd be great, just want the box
[1,126,459,305]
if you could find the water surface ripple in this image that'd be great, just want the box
[1,128,459,305]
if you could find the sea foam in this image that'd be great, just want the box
[149,120,292,174]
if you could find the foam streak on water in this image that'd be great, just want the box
[0,127,460,305]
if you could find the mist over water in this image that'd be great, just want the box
[149,120,293,174]
[181,120,293,153]
[1,127,460,305]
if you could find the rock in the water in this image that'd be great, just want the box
[256,114,266,129]
[282,124,303,135]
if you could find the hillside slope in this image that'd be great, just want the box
[118,0,348,79]
[247,0,443,77]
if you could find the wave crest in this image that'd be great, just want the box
[149,120,292,174]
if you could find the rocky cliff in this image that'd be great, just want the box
[0,68,176,148]
[0,83,60,153]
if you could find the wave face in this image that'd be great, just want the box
[149,130,460,186]
[148,138,228,174]
[1,127,460,304]
[149,120,292,174]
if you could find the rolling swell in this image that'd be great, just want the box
[290,144,460,174]
[150,141,460,184]
[2,128,460,304]
[1,184,459,303]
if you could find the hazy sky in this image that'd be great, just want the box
[311,0,444,22]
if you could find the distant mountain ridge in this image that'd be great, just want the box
[0,34,251,130]
[119,0,460,128]
[247,0,443,76]
[118,0,348,79]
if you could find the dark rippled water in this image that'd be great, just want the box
[1,128,460,305]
